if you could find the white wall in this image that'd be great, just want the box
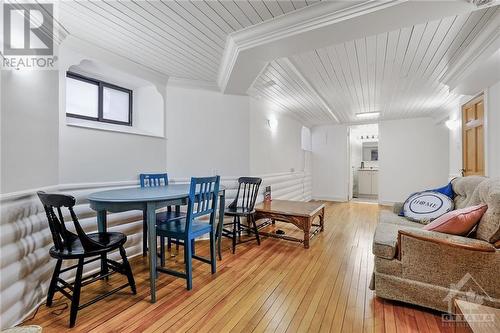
[1,70,59,193]
[249,98,307,175]
[59,126,167,183]
[58,45,169,184]
[311,118,449,204]
[133,85,164,137]
[378,117,449,204]
[447,80,500,179]
[448,100,463,179]
[165,85,250,178]
[486,80,500,178]
[311,124,349,201]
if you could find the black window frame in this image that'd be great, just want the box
[66,71,133,126]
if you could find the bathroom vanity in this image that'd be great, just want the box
[358,169,378,196]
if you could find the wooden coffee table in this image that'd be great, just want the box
[254,200,325,248]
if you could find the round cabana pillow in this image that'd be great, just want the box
[403,191,454,224]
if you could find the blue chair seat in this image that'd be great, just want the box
[155,176,220,291]
[156,210,186,224]
[224,206,254,216]
[156,218,212,238]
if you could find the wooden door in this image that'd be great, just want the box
[462,94,485,176]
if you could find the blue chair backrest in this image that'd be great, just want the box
[185,176,220,234]
[140,173,168,187]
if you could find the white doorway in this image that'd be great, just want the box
[349,124,379,202]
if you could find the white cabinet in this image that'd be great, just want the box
[358,170,378,196]
[358,171,372,195]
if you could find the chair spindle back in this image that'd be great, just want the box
[37,191,103,252]
[230,177,262,211]
[140,173,168,187]
[185,176,220,233]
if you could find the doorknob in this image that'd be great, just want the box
[460,168,465,177]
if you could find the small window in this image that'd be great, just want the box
[66,72,132,126]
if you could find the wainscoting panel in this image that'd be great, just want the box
[0,171,311,329]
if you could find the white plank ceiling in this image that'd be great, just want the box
[39,1,498,125]
[57,0,320,83]
[249,7,499,124]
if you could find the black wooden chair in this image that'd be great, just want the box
[222,177,262,253]
[37,191,136,328]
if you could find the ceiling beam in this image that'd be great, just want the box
[440,9,500,94]
[218,0,475,95]
[283,58,340,123]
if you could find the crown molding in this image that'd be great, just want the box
[440,10,500,90]
[167,77,220,92]
[218,36,239,93]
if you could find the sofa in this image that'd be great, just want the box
[370,176,500,313]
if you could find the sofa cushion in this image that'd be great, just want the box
[402,191,454,224]
[452,176,485,209]
[433,181,455,199]
[373,211,423,259]
[379,210,427,228]
[423,204,487,236]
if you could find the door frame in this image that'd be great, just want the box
[347,127,353,201]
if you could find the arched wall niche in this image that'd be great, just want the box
[63,56,165,137]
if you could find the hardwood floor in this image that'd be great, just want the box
[25,202,453,332]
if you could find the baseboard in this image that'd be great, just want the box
[378,200,396,206]
[312,195,347,202]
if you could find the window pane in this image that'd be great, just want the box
[103,86,130,123]
[66,77,98,118]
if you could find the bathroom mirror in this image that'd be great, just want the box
[362,142,378,161]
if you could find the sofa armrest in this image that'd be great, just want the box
[397,229,496,260]
[396,229,499,293]
[393,202,404,214]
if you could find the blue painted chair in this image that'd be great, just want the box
[139,173,185,259]
[156,176,220,290]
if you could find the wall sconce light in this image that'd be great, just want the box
[267,117,278,131]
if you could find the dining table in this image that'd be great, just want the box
[88,184,226,303]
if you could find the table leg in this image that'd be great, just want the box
[320,208,325,232]
[217,190,225,261]
[146,202,157,303]
[303,218,310,249]
[97,210,107,232]
[97,211,108,276]
[142,210,148,257]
